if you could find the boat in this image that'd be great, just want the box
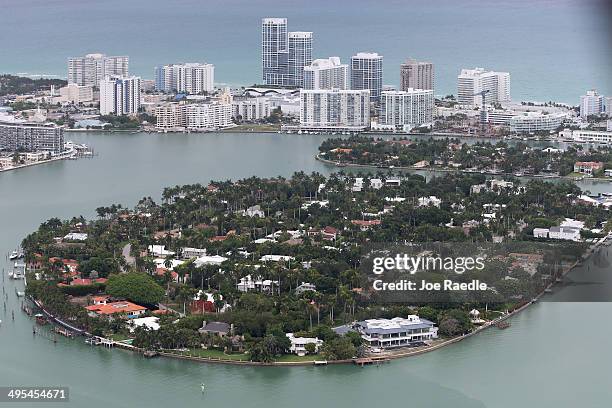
[35,313,48,325]
[495,321,511,329]
[15,289,25,297]
[9,250,19,260]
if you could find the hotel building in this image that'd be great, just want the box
[154,63,215,94]
[400,59,434,91]
[579,89,605,118]
[457,68,510,106]
[350,52,383,104]
[304,57,348,90]
[99,76,141,116]
[68,53,129,87]
[379,89,434,130]
[509,111,566,133]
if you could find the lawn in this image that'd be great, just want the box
[184,348,249,361]
[223,124,281,132]
[273,354,319,363]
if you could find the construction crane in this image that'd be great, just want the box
[473,89,490,135]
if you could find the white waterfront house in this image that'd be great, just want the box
[356,316,438,348]
[286,333,323,356]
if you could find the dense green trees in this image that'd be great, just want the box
[106,272,165,305]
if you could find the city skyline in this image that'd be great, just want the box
[2,1,608,103]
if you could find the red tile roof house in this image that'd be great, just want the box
[574,161,603,175]
[155,267,179,282]
[85,301,147,319]
[48,257,80,277]
[70,278,108,286]
[307,226,339,241]
[351,219,382,231]
[92,295,111,305]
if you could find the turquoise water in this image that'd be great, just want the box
[0,132,611,407]
[1,0,610,103]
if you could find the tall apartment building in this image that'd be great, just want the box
[261,18,313,87]
[287,32,313,87]
[379,89,434,130]
[304,57,348,90]
[67,53,129,87]
[580,89,604,118]
[154,63,215,94]
[457,68,510,106]
[99,76,141,116]
[0,118,64,153]
[300,88,370,129]
[350,52,383,104]
[262,18,289,86]
[400,59,434,91]
[155,103,233,131]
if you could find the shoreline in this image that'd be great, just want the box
[29,240,598,368]
[0,150,77,173]
[315,154,612,183]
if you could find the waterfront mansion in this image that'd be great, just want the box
[356,316,438,349]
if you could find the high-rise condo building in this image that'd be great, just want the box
[350,52,383,104]
[379,89,434,130]
[457,68,510,106]
[300,88,370,129]
[304,57,348,90]
[261,18,313,87]
[580,89,604,118]
[262,18,289,86]
[154,63,215,94]
[99,76,141,116]
[67,53,129,87]
[400,59,434,91]
[288,32,313,87]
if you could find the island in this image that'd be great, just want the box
[20,172,606,364]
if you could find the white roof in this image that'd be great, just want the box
[64,232,88,241]
[129,317,160,332]
[260,255,295,262]
[148,245,175,256]
[194,255,228,267]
